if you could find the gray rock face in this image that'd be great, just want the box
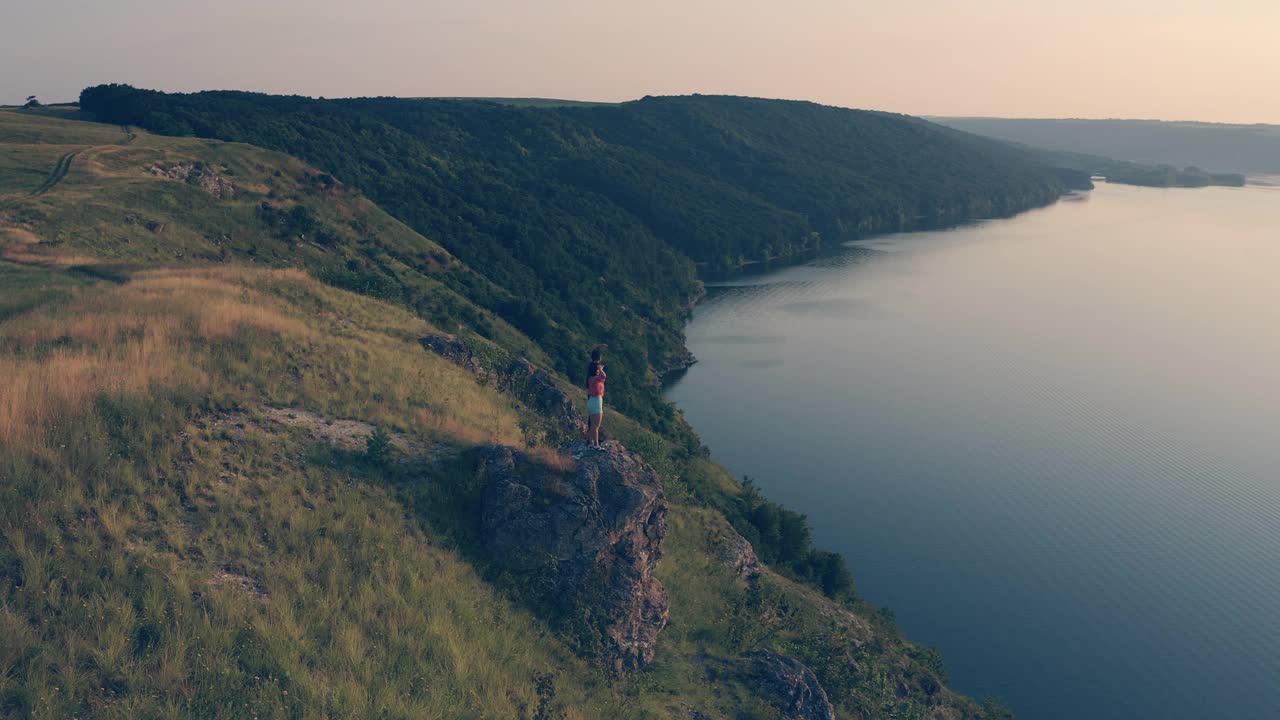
[479,441,669,673]
[746,650,835,720]
[146,161,237,199]
[504,357,586,436]
[719,526,760,579]
[419,333,481,374]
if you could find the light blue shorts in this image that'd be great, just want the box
[587,396,603,416]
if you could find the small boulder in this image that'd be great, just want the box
[479,441,669,673]
[746,650,835,720]
[719,526,760,579]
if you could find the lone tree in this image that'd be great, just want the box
[24,95,39,108]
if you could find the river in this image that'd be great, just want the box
[665,181,1280,719]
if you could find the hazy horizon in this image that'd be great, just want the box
[6,0,1279,125]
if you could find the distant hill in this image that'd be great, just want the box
[931,117,1280,176]
[433,97,617,108]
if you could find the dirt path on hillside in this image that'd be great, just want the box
[31,149,80,195]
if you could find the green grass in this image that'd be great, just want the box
[0,261,93,321]
[0,109,128,145]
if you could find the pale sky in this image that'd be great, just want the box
[5,0,1278,123]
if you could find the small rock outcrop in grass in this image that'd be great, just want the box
[746,650,836,720]
[205,570,266,599]
[418,334,586,439]
[719,525,760,579]
[146,161,238,199]
[504,357,586,437]
[478,441,669,673]
[418,333,481,374]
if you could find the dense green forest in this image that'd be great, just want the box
[80,84,1088,431]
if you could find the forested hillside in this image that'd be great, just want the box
[0,108,1013,719]
[79,85,1088,429]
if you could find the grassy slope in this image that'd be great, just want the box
[0,110,997,719]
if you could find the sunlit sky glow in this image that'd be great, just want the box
[5,0,1278,123]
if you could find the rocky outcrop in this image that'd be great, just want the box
[719,526,760,579]
[146,161,237,199]
[746,650,835,720]
[479,441,669,673]
[419,333,481,374]
[504,357,586,436]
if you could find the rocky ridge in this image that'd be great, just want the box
[145,161,237,199]
[747,650,836,720]
[478,441,669,674]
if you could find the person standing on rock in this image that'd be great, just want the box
[585,347,607,446]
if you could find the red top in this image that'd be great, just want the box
[587,373,605,397]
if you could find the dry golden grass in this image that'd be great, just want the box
[524,444,579,473]
[0,225,43,246]
[1,270,310,348]
[0,343,201,441]
[0,269,304,443]
[0,266,523,450]
[413,409,506,447]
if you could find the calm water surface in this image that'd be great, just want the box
[665,182,1280,720]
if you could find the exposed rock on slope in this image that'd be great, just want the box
[504,357,586,436]
[718,525,760,579]
[418,333,481,374]
[479,441,669,673]
[746,650,836,720]
[146,161,237,199]
[418,336,585,437]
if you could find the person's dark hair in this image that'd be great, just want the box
[586,347,603,384]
